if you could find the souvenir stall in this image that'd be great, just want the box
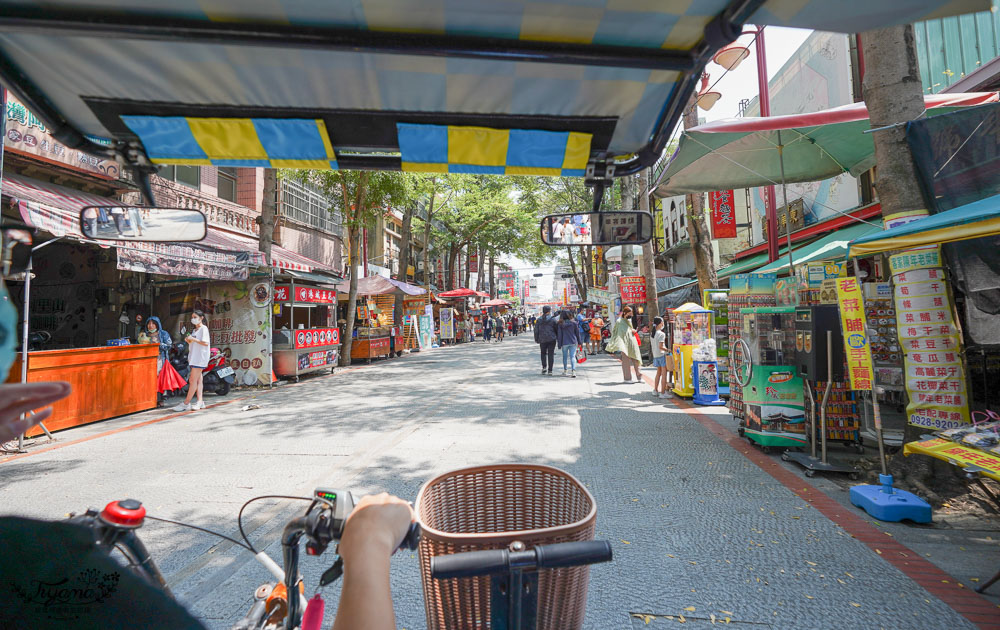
[272,281,340,379]
[340,275,427,362]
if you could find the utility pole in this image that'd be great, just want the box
[638,168,659,321]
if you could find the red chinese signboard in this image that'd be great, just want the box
[294,327,341,349]
[619,276,647,303]
[469,252,478,273]
[709,190,737,239]
[275,285,335,304]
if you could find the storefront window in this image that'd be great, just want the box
[158,165,201,189]
[217,167,237,201]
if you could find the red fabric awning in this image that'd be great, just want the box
[437,288,489,298]
[687,93,998,134]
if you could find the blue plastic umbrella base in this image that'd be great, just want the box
[850,474,932,523]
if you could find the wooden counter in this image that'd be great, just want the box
[6,344,159,435]
[350,335,391,363]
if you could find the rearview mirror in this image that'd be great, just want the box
[80,206,207,242]
[540,211,653,246]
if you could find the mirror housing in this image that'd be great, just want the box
[80,206,207,242]
[540,211,653,246]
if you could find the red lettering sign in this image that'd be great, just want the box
[294,327,341,349]
[708,190,737,239]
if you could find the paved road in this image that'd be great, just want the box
[0,335,988,629]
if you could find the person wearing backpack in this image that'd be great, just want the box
[557,310,583,377]
[533,306,559,375]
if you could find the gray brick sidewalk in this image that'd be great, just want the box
[0,336,990,629]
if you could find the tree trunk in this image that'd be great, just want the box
[259,169,277,265]
[393,201,415,327]
[341,223,359,367]
[862,25,958,492]
[638,168,660,320]
[464,245,472,289]
[340,173,369,367]
[567,248,586,302]
[447,243,459,290]
[683,100,719,297]
[489,255,496,299]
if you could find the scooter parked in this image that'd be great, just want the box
[168,341,235,396]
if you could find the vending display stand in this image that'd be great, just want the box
[736,307,807,453]
[670,303,714,398]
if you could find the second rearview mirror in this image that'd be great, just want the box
[540,211,654,246]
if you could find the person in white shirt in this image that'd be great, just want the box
[173,309,211,411]
[651,316,670,399]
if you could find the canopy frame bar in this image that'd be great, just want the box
[0,7,699,72]
[0,0,768,195]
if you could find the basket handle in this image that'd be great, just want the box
[431,541,612,580]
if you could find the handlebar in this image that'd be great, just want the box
[431,540,612,580]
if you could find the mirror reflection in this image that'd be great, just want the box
[540,211,653,246]
[80,206,207,242]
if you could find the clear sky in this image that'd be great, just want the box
[504,26,814,298]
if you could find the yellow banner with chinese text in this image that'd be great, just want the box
[903,438,1000,482]
[836,277,874,391]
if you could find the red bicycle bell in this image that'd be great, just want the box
[99,499,147,528]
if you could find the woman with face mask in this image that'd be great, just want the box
[173,310,210,411]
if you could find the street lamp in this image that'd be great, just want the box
[695,73,722,112]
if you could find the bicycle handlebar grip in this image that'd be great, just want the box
[534,540,613,569]
[431,549,509,579]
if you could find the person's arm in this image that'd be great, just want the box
[333,493,413,630]
[194,327,210,347]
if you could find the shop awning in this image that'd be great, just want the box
[848,192,1000,258]
[655,93,998,196]
[718,252,771,279]
[0,1,985,182]
[2,172,123,238]
[280,268,342,286]
[336,275,427,297]
[437,288,490,299]
[755,221,882,274]
[480,298,512,307]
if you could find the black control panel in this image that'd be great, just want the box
[795,306,845,382]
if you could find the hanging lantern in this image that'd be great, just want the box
[696,90,722,111]
[713,43,750,70]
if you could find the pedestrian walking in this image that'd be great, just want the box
[483,314,492,342]
[533,305,558,375]
[651,316,670,398]
[588,314,604,354]
[557,310,582,378]
[576,307,590,355]
[606,306,643,383]
[109,206,127,235]
[494,314,504,343]
[172,309,210,411]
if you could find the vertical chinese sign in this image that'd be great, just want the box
[885,211,969,429]
[440,308,454,339]
[708,190,737,239]
[835,278,874,391]
[618,276,647,303]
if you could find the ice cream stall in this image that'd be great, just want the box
[670,302,715,398]
[272,282,341,380]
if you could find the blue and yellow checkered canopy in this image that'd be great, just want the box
[121,116,339,170]
[397,124,590,176]
[0,0,987,177]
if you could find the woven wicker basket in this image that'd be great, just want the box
[415,463,597,630]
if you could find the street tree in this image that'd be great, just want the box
[682,97,719,297]
[860,25,958,498]
[284,169,409,367]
